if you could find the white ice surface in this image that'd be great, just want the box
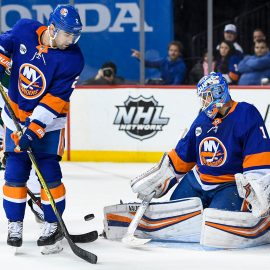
[1,162,270,270]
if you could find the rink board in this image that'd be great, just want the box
[65,86,270,162]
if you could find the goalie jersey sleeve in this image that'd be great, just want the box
[241,105,270,174]
[168,101,270,187]
[0,19,84,132]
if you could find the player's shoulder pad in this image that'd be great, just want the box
[236,101,260,116]
[193,110,207,124]
[61,45,84,72]
[12,19,42,33]
[236,101,263,124]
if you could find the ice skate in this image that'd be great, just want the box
[7,221,23,254]
[37,222,64,255]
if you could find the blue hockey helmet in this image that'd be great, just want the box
[48,5,82,43]
[197,72,231,119]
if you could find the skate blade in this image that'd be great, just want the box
[40,240,63,255]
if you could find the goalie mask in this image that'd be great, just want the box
[197,72,231,119]
[48,5,82,46]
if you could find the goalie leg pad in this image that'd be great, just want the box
[103,197,203,242]
[201,208,270,248]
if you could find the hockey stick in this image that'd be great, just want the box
[27,188,98,243]
[122,153,168,246]
[122,192,155,246]
[0,84,97,264]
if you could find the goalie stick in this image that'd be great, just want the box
[27,188,98,243]
[0,84,97,264]
[122,153,168,246]
[122,191,155,246]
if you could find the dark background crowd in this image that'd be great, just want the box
[83,0,270,86]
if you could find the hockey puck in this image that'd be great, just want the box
[84,213,95,221]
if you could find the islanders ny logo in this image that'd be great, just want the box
[18,63,46,99]
[199,137,227,167]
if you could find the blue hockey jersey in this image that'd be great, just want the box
[168,101,270,188]
[0,19,84,132]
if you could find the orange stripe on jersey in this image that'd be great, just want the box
[36,26,47,45]
[9,98,32,122]
[243,152,270,169]
[40,93,70,114]
[198,170,235,183]
[3,185,27,199]
[0,53,11,68]
[41,183,66,202]
[168,149,196,173]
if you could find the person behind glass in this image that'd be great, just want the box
[253,28,266,43]
[238,39,270,85]
[216,24,243,55]
[215,40,242,84]
[188,51,215,84]
[131,40,186,85]
[83,61,124,85]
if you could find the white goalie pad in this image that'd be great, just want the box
[103,197,203,242]
[131,153,176,198]
[235,173,270,217]
[201,208,270,249]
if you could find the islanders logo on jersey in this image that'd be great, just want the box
[199,137,227,167]
[18,63,46,100]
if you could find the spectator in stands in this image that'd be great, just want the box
[238,39,270,85]
[82,61,125,85]
[131,40,186,85]
[215,40,242,84]
[216,24,243,54]
[253,28,266,43]
[188,51,215,84]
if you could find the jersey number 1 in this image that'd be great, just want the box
[260,126,267,139]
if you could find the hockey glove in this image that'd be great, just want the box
[11,119,46,152]
[235,173,270,218]
[0,150,7,169]
[131,153,175,199]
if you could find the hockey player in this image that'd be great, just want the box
[104,72,270,248]
[0,5,84,254]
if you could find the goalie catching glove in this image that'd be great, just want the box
[11,118,46,152]
[235,172,270,218]
[131,153,176,199]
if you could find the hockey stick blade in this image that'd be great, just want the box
[67,237,98,264]
[122,193,155,247]
[69,230,98,243]
[122,234,151,246]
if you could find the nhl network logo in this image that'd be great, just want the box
[114,95,169,140]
